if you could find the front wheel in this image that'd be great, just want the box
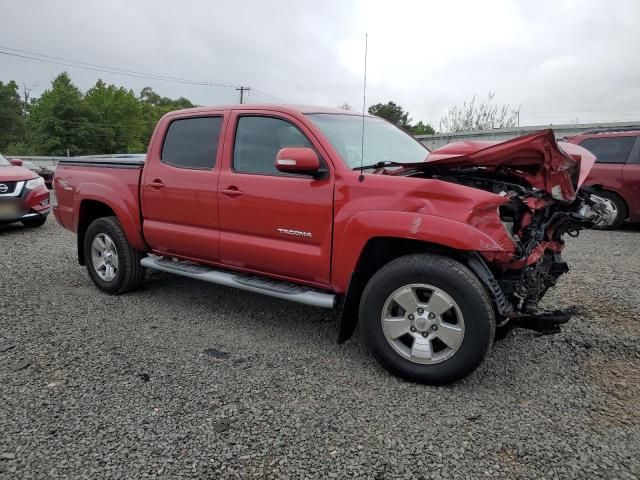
[592,190,627,230]
[84,216,145,294]
[360,254,495,385]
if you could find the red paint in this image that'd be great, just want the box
[275,147,320,174]
[54,166,146,251]
[0,165,37,182]
[217,109,334,285]
[53,105,599,296]
[565,130,640,222]
[403,130,592,202]
[141,110,225,262]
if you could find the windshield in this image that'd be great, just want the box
[0,153,10,166]
[307,114,429,169]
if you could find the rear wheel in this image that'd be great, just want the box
[360,254,495,385]
[593,190,627,230]
[84,216,145,294]
[21,215,47,228]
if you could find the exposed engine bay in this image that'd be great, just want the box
[411,169,614,316]
[388,131,616,331]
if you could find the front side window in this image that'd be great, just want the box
[0,153,10,166]
[307,113,428,169]
[161,116,223,169]
[233,116,312,174]
[579,136,635,164]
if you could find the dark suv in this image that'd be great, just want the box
[565,128,640,228]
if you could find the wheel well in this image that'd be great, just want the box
[337,237,466,343]
[77,200,115,265]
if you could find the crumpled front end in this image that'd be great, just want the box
[484,186,613,318]
[400,130,616,329]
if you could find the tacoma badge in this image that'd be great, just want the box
[277,228,312,238]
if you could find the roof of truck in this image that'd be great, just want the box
[169,104,370,117]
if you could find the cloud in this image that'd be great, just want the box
[1,0,638,128]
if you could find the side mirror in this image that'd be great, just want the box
[9,159,23,166]
[275,147,320,175]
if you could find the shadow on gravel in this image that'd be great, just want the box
[0,222,27,234]
[139,269,372,363]
[619,222,640,232]
[144,270,337,330]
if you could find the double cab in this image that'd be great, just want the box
[54,105,613,384]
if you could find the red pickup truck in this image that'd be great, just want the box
[53,105,613,384]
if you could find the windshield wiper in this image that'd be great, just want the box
[353,161,404,171]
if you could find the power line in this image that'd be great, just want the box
[250,88,286,103]
[0,49,237,89]
[0,45,287,102]
[0,46,237,88]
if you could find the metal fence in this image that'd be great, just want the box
[9,156,67,169]
[415,120,640,149]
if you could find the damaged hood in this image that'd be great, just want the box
[418,130,595,202]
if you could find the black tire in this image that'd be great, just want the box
[593,190,627,230]
[21,215,47,228]
[360,254,495,385]
[83,216,145,294]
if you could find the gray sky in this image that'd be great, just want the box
[1,0,639,127]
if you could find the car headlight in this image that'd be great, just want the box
[25,177,45,189]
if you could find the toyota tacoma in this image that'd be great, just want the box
[53,105,613,384]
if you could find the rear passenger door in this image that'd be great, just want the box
[218,111,334,286]
[142,114,226,262]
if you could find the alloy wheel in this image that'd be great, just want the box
[381,283,465,364]
[91,233,119,282]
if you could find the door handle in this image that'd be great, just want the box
[221,186,243,197]
[149,179,165,189]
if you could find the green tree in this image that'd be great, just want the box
[368,101,412,130]
[410,121,435,135]
[84,80,144,153]
[27,72,94,155]
[4,73,199,155]
[0,80,24,151]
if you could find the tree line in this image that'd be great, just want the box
[0,72,520,156]
[0,72,194,156]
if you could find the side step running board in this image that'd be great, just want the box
[140,256,336,309]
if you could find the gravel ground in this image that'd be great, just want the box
[1,217,639,479]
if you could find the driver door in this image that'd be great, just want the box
[218,112,334,286]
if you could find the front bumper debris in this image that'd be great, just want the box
[511,306,577,335]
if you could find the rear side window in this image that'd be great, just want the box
[161,117,223,169]
[579,136,636,164]
[233,116,312,175]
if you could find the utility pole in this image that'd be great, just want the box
[236,86,250,104]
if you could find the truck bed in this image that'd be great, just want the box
[53,155,147,252]
[58,154,146,169]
